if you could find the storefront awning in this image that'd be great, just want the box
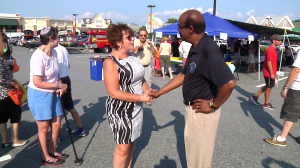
[0,19,18,26]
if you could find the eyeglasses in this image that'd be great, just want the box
[139,34,147,37]
[123,34,134,40]
[178,24,190,30]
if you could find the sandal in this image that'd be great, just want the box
[41,157,65,166]
[1,143,12,148]
[49,152,69,160]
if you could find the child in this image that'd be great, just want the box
[154,44,161,77]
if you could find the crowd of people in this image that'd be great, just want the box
[0,9,300,168]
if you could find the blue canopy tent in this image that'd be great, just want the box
[153,12,263,80]
[153,12,260,39]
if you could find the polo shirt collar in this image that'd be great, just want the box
[191,34,207,54]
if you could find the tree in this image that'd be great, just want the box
[166,18,178,23]
[139,26,146,30]
[293,19,300,22]
[116,22,126,24]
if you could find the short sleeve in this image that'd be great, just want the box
[30,53,45,76]
[207,50,235,88]
[292,51,300,68]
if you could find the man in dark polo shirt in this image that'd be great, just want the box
[149,10,236,168]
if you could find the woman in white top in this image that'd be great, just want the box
[159,36,173,79]
[247,42,256,73]
[27,27,68,166]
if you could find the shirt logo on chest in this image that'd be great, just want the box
[189,62,196,73]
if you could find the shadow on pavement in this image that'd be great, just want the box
[158,111,187,168]
[1,121,41,168]
[262,157,297,168]
[57,96,107,161]
[235,86,294,138]
[153,155,177,168]
[132,107,160,167]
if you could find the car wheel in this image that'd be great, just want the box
[102,46,110,53]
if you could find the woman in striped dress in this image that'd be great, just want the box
[103,24,153,168]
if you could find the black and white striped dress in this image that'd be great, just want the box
[106,53,145,144]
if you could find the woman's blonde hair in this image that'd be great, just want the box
[0,33,4,57]
[162,36,169,42]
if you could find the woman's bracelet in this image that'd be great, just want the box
[140,94,142,102]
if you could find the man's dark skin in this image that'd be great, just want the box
[148,10,236,113]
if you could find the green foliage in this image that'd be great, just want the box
[293,19,300,22]
[260,46,267,52]
[139,26,146,30]
[166,18,178,23]
[148,33,153,38]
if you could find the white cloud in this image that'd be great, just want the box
[82,12,92,18]
[100,11,129,20]
[237,12,243,18]
[154,7,203,15]
[286,12,294,18]
[64,12,93,20]
[246,10,255,16]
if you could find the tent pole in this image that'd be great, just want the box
[258,40,260,81]
[278,29,287,88]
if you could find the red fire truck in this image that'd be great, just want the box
[87,30,112,53]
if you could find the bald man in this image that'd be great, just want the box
[149,10,236,167]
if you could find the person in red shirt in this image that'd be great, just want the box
[251,34,282,110]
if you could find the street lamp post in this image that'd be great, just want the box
[73,14,78,35]
[147,5,155,38]
[213,0,216,15]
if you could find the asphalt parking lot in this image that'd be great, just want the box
[0,46,299,168]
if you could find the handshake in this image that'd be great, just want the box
[139,89,161,103]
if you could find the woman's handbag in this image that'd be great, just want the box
[7,43,20,73]
[7,80,24,106]
[11,57,20,73]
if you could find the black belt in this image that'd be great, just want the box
[143,64,149,67]
[183,100,195,106]
[60,76,69,80]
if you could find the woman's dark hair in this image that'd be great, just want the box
[1,32,8,43]
[40,27,58,45]
[107,24,133,50]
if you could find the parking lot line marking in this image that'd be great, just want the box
[255,77,288,87]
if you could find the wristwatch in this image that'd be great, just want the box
[283,86,288,90]
[57,82,61,88]
[209,102,218,109]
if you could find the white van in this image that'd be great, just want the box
[6,32,24,38]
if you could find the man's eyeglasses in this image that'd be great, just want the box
[124,34,134,40]
[178,24,190,30]
[139,34,147,37]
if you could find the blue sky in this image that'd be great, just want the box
[1,0,298,25]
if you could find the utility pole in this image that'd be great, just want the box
[147,5,155,38]
[73,14,78,35]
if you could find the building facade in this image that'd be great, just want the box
[246,15,295,30]
[0,13,22,32]
[146,17,164,33]
[76,14,112,33]
[0,13,74,35]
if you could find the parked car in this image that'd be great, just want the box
[8,37,20,46]
[290,45,300,53]
[215,40,227,46]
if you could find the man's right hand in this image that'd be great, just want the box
[271,74,275,80]
[133,45,139,52]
